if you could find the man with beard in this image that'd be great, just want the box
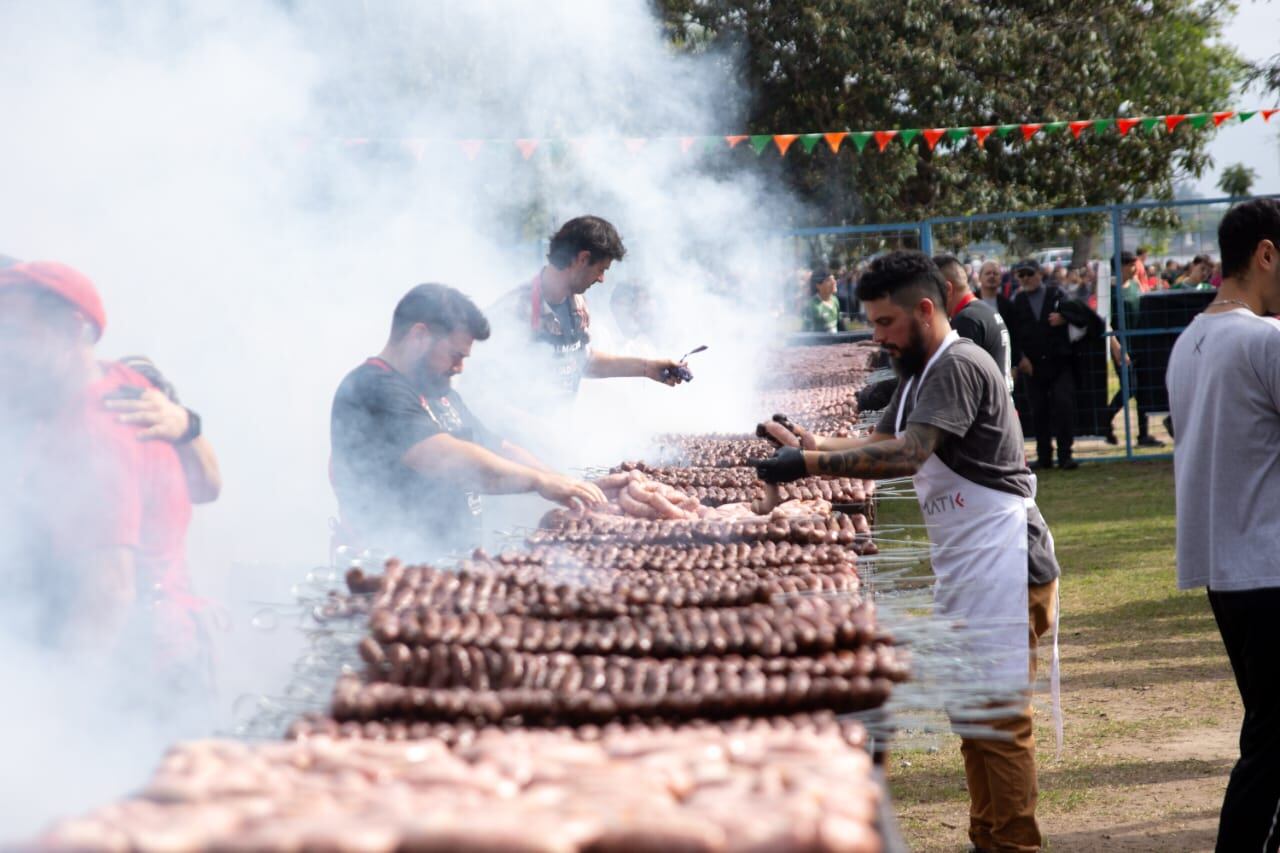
[752,250,1061,853]
[330,283,605,561]
[0,261,203,683]
[490,216,689,402]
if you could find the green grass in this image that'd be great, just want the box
[878,460,1235,852]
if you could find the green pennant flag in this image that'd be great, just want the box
[547,139,570,158]
[995,124,1018,138]
[799,133,822,154]
[749,134,772,155]
[1187,113,1212,128]
[1238,111,1257,123]
[946,127,970,142]
[703,136,721,153]
[1140,117,1161,133]
[899,129,921,147]
[1042,121,1067,134]
[1093,119,1115,134]
[850,132,872,153]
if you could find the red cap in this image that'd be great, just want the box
[0,261,106,339]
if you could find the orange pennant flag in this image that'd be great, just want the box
[824,131,848,153]
[972,126,996,146]
[1068,121,1091,139]
[624,138,648,154]
[1264,109,1280,122]
[1020,123,1042,141]
[459,139,484,160]
[922,128,946,150]
[1116,118,1141,135]
[567,137,594,156]
[725,135,748,148]
[873,130,897,151]
[1164,114,1187,132]
[679,137,697,153]
[773,134,799,155]
[1212,111,1235,126]
[404,139,427,162]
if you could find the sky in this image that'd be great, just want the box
[1194,0,1280,196]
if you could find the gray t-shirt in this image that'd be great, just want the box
[877,338,1060,584]
[1168,309,1280,592]
[1026,287,1047,320]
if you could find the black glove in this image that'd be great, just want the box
[750,447,807,484]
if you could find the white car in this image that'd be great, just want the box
[1031,247,1074,267]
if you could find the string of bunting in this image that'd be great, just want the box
[321,108,1280,161]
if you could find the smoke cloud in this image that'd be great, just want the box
[0,0,797,838]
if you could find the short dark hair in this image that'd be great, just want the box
[390,283,491,343]
[1218,198,1280,279]
[1120,250,1136,265]
[1136,246,1149,256]
[1191,254,1211,266]
[855,250,947,310]
[547,215,626,269]
[931,253,966,283]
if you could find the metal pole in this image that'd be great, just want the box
[920,221,934,257]
[1111,205,1134,460]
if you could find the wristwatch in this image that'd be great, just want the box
[179,408,202,443]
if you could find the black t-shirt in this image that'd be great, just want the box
[952,297,1012,393]
[330,360,500,561]
[876,339,1060,584]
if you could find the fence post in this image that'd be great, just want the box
[1111,205,1134,460]
[920,221,934,257]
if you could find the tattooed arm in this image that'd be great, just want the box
[805,422,945,479]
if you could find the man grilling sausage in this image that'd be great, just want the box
[753,251,1062,853]
[330,283,604,562]
[490,215,689,400]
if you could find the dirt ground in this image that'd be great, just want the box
[884,461,1241,852]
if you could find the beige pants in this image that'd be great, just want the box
[959,579,1057,853]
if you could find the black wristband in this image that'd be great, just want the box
[179,408,202,443]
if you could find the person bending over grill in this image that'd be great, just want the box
[753,250,1062,853]
[330,283,604,562]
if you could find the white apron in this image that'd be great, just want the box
[896,332,1032,705]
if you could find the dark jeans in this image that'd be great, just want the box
[1105,363,1149,439]
[1028,365,1074,465]
[1207,586,1280,853]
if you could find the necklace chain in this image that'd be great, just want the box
[1208,298,1255,313]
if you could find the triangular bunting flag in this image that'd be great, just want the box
[824,131,848,153]
[799,133,822,154]
[1093,119,1115,134]
[568,137,594,157]
[515,138,539,159]
[1042,122,1067,134]
[1140,117,1161,133]
[972,126,996,145]
[1116,118,1141,135]
[774,134,799,156]
[749,135,772,155]
[874,130,897,151]
[624,138,647,155]
[1264,109,1280,122]
[679,137,697,154]
[1069,120,1092,139]
[946,128,970,142]
[725,135,748,148]
[1238,111,1257,123]
[899,129,921,147]
[1164,114,1187,132]
[459,139,484,160]
[922,128,946,150]
[1187,113,1212,129]
[850,132,872,153]
[1212,111,1235,126]
[995,125,1017,138]
[403,139,428,162]
[1020,123,1042,141]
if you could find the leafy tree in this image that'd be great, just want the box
[660,0,1245,258]
[1217,162,1257,197]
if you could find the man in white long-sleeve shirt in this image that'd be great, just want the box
[1166,197,1280,853]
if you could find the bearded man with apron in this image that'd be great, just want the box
[754,250,1062,853]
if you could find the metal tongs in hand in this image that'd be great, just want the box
[660,344,707,383]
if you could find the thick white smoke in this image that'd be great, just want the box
[0,0,797,837]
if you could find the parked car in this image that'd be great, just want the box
[1031,247,1073,267]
